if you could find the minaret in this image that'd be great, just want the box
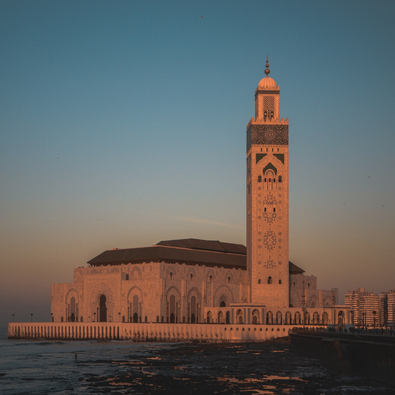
[246,58,289,307]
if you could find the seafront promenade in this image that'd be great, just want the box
[7,322,298,342]
[290,329,395,384]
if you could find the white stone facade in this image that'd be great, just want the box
[51,260,250,324]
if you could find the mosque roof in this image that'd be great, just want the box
[156,238,246,255]
[87,239,246,269]
[88,238,305,274]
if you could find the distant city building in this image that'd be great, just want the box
[380,290,395,328]
[47,60,349,334]
[345,288,380,328]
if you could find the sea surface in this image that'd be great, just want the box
[0,326,394,394]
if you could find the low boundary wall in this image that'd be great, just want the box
[8,322,296,342]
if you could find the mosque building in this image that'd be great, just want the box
[50,60,347,330]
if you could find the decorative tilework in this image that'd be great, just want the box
[263,193,277,205]
[263,230,276,251]
[263,212,276,224]
[263,256,276,268]
[247,124,288,151]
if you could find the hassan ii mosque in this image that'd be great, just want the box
[16,59,349,341]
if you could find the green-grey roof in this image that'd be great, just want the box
[88,238,305,274]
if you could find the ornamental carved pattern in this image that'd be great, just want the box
[263,230,276,251]
[263,212,276,224]
[263,193,277,205]
[263,256,276,268]
[247,125,288,151]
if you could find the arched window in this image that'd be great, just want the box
[190,273,193,281]
[69,297,76,322]
[209,275,212,282]
[278,176,282,182]
[258,279,261,284]
[227,276,231,283]
[220,301,226,307]
[258,175,262,182]
[236,309,243,324]
[126,274,129,280]
[273,207,276,212]
[252,309,260,324]
[268,276,272,284]
[170,295,176,323]
[276,311,282,325]
[190,296,197,323]
[169,272,173,280]
[279,279,282,284]
[100,295,107,322]
[132,295,139,323]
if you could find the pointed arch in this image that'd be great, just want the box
[187,287,201,324]
[127,286,143,323]
[65,289,79,322]
[166,286,181,323]
[214,285,234,307]
[90,283,115,323]
[262,162,277,175]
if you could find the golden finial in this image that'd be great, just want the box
[265,55,270,76]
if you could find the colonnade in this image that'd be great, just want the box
[8,322,295,342]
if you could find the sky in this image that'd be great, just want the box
[1,0,395,327]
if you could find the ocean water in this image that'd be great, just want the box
[0,327,170,394]
[1,326,394,394]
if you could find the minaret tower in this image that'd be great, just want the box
[246,58,289,307]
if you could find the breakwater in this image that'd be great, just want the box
[289,330,395,385]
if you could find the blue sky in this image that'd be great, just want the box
[1,0,395,326]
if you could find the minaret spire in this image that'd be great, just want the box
[265,55,270,77]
